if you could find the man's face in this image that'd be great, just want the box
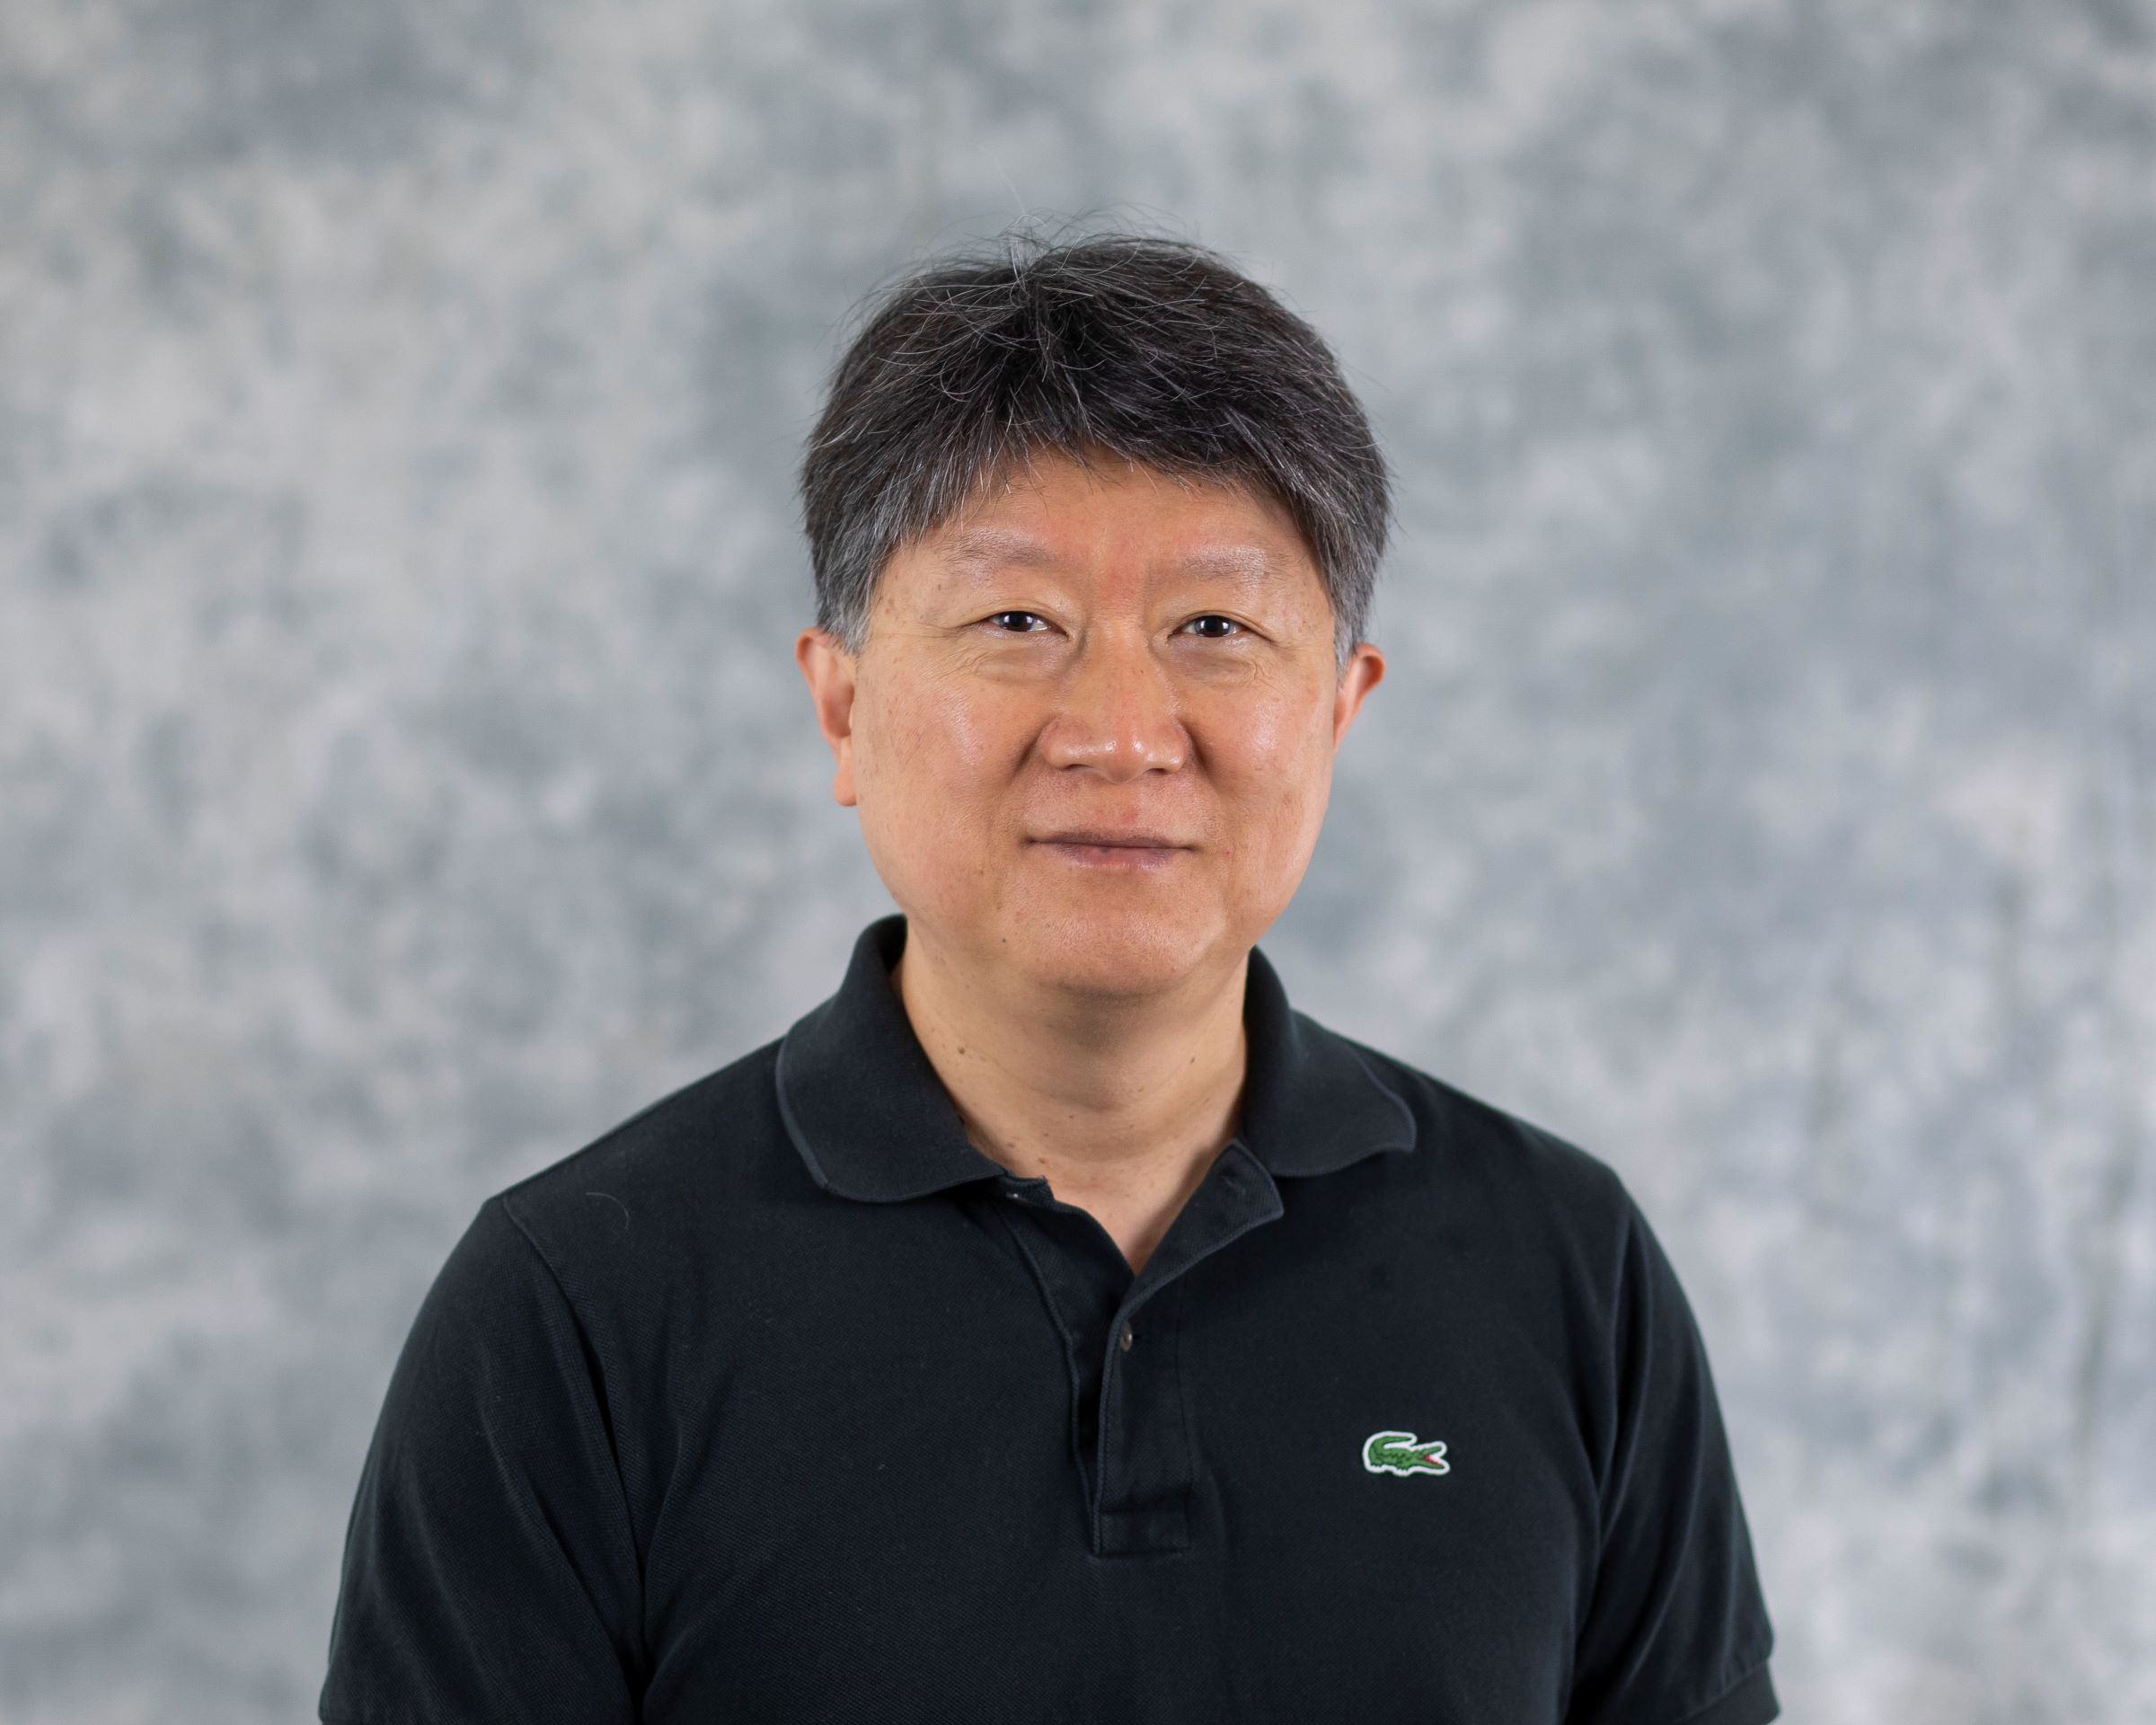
[796,451,1385,998]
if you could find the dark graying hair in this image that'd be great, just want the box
[798,229,1391,672]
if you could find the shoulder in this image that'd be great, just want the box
[1343,1038,1709,1420]
[485,1034,794,1290]
[1346,1034,1641,1268]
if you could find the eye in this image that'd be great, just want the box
[1180,615,1245,640]
[985,610,1050,633]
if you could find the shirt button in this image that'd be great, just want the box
[1119,1323,1135,1352]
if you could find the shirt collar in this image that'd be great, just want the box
[773,913,1418,1203]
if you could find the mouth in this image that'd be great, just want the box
[1034,829,1189,849]
[1030,830,1194,871]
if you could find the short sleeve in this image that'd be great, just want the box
[1565,1184,1779,1725]
[319,1195,645,1724]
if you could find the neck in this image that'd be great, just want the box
[890,919,1250,1215]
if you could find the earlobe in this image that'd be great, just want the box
[831,739,857,809]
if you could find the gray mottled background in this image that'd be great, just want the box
[4,0,2152,1720]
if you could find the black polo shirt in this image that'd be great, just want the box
[320,912,1778,1724]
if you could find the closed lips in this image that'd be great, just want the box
[1038,832,1188,846]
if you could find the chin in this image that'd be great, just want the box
[1007,898,1230,998]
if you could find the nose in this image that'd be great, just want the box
[1038,626,1189,781]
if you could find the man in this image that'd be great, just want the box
[319,233,1779,1723]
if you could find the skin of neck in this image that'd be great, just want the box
[889,916,1250,1243]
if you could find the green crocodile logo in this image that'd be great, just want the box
[1362,1429,1451,1476]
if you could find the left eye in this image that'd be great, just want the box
[1182,615,1243,639]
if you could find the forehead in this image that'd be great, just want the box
[899,453,1318,593]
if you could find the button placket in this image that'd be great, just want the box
[1092,1157,1271,1554]
[985,1144,1288,1558]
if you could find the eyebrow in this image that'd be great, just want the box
[936,528,1277,591]
[939,527,1062,576]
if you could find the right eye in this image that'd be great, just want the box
[985,611,1050,632]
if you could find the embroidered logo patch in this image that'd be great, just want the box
[1361,1429,1451,1476]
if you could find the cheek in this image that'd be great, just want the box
[1211,694,1336,859]
[859,668,1026,811]
[1210,667,1330,762]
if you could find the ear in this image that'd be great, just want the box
[1330,641,1385,749]
[795,626,861,807]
